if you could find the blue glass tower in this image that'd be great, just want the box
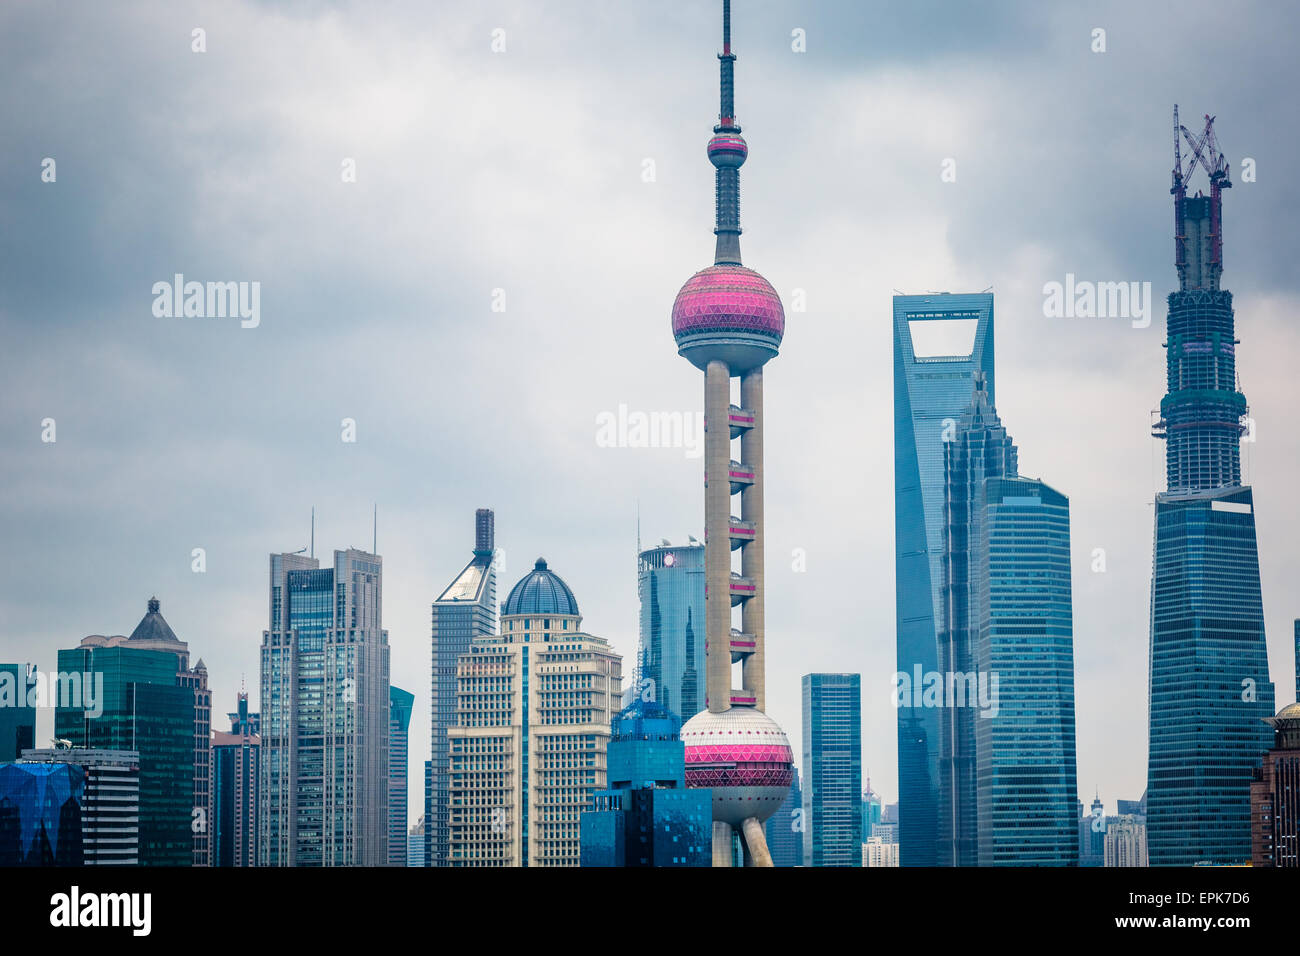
[0,763,84,866]
[389,685,414,866]
[1146,110,1274,866]
[802,673,863,866]
[893,292,994,866]
[975,477,1079,865]
[765,766,802,866]
[579,701,711,867]
[636,542,706,719]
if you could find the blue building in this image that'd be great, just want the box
[1147,122,1274,866]
[0,664,36,763]
[802,673,863,866]
[893,292,994,867]
[211,694,259,867]
[766,767,802,866]
[634,542,706,720]
[0,762,85,866]
[974,476,1078,865]
[428,509,497,867]
[579,701,711,867]
[389,685,414,867]
[862,786,883,840]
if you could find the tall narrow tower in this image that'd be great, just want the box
[673,0,794,868]
[1146,107,1273,865]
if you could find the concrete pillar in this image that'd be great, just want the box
[740,367,764,711]
[712,821,734,867]
[742,816,774,867]
[705,360,732,713]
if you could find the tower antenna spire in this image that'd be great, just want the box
[710,0,746,265]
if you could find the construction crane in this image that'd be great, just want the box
[1171,105,1232,283]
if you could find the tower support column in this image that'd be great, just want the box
[705,359,732,713]
[712,821,734,866]
[740,368,765,711]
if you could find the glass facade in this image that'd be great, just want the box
[974,477,1078,866]
[0,664,36,763]
[1147,487,1274,865]
[389,685,414,866]
[428,512,497,867]
[0,763,84,866]
[212,696,259,867]
[635,543,706,720]
[765,766,802,866]
[54,646,193,866]
[893,292,994,867]
[802,673,862,866]
[579,701,711,867]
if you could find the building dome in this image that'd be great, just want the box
[502,557,579,617]
[1273,702,1300,721]
[681,706,794,826]
[671,265,784,372]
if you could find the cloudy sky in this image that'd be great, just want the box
[2,0,1297,824]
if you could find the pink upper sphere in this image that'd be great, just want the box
[671,265,785,345]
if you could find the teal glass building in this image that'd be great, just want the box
[974,477,1079,865]
[389,685,413,867]
[579,701,711,867]
[765,766,802,866]
[0,664,36,762]
[802,673,862,866]
[893,292,994,866]
[54,645,193,866]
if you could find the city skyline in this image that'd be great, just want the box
[4,0,1300,832]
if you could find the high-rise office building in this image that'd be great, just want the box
[23,748,140,865]
[389,685,414,867]
[1147,109,1274,866]
[765,767,802,866]
[802,674,863,867]
[671,0,794,869]
[862,785,883,840]
[0,664,36,763]
[260,547,390,867]
[1104,815,1148,867]
[0,761,84,866]
[62,598,210,865]
[211,693,259,867]
[1078,795,1105,867]
[1250,702,1300,867]
[635,541,705,720]
[938,372,1015,866]
[894,291,994,867]
[56,607,195,867]
[428,508,497,867]
[974,476,1078,866]
[579,701,712,867]
[447,558,621,866]
[408,816,425,867]
[863,836,899,868]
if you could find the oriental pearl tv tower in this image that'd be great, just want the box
[672,0,794,868]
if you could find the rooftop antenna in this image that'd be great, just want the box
[373,503,378,555]
[311,506,315,559]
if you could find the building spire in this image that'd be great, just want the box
[708,0,747,265]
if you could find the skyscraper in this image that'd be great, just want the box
[974,476,1078,866]
[1147,108,1274,866]
[428,508,497,867]
[802,674,863,867]
[0,761,83,866]
[389,685,414,867]
[211,693,259,867]
[579,701,712,867]
[260,547,390,867]
[0,664,35,762]
[1250,702,1300,867]
[671,0,794,868]
[447,558,621,866]
[893,291,994,867]
[1104,815,1148,868]
[635,541,705,719]
[56,602,197,867]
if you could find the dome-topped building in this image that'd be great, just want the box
[501,557,580,619]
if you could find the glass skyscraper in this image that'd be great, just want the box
[974,477,1078,865]
[765,766,802,866]
[389,685,414,867]
[212,694,259,867]
[802,673,862,866]
[260,547,391,866]
[428,508,497,867]
[0,664,36,762]
[635,541,706,720]
[893,292,994,866]
[1147,116,1274,866]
